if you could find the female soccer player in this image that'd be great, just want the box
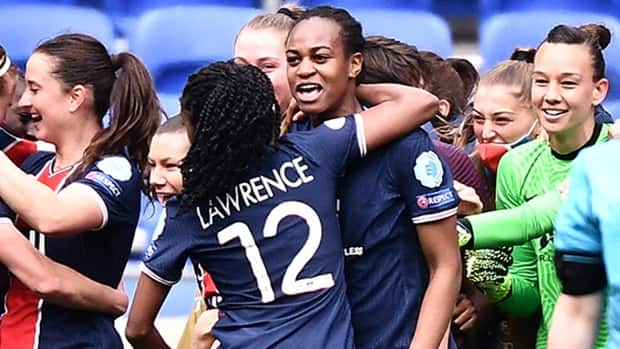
[286,7,461,349]
[126,61,438,347]
[0,33,161,348]
[466,24,613,349]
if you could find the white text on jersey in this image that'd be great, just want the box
[198,157,315,229]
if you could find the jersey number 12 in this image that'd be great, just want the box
[218,201,335,303]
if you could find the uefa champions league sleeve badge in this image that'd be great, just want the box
[414,151,444,188]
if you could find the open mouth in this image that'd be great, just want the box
[295,83,323,103]
[541,108,568,121]
[156,192,175,205]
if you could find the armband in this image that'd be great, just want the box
[555,252,606,295]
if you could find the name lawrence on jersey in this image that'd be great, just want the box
[198,156,315,229]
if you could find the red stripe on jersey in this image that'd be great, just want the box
[5,140,37,168]
[1,160,76,349]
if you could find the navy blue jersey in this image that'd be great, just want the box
[0,152,141,349]
[340,129,459,349]
[143,115,366,348]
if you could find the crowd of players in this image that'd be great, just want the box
[0,3,618,349]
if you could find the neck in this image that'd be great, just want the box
[548,117,595,155]
[54,116,102,169]
[319,86,363,120]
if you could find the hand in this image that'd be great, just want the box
[112,280,128,318]
[454,180,483,215]
[453,294,478,332]
[192,309,221,349]
[465,248,513,302]
[456,218,474,249]
[558,180,570,201]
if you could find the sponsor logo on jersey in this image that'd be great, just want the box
[97,156,132,181]
[414,151,444,188]
[344,246,364,256]
[416,188,455,209]
[85,171,122,197]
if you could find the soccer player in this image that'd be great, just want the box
[125,62,438,347]
[464,24,613,348]
[286,7,461,349]
[0,33,161,348]
[549,139,620,349]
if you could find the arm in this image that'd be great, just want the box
[549,292,603,349]
[0,222,126,316]
[492,157,540,316]
[0,152,103,236]
[125,273,171,349]
[550,151,605,349]
[462,189,561,249]
[356,83,438,152]
[410,216,461,349]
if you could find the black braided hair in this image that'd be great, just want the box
[179,61,280,212]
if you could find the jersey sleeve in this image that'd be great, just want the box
[297,114,366,176]
[494,153,540,316]
[389,133,459,224]
[141,199,193,286]
[468,189,560,249]
[554,155,602,264]
[0,201,15,223]
[70,156,141,229]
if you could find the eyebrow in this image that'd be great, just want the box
[286,45,332,54]
[471,108,515,117]
[532,71,582,78]
[27,80,41,88]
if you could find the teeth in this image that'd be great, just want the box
[297,84,321,92]
[543,109,565,116]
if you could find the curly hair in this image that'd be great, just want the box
[179,62,280,211]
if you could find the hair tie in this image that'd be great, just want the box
[0,54,11,77]
[110,54,122,71]
[510,48,535,63]
[277,7,294,18]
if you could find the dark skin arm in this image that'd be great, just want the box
[125,273,171,349]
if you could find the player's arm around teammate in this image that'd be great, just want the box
[0,222,127,316]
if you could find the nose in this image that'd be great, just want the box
[296,57,315,78]
[149,166,166,187]
[481,119,495,141]
[18,87,32,110]
[543,82,562,104]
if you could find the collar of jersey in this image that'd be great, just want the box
[550,122,602,161]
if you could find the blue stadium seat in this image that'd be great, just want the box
[159,93,181,116]
[298,0,432,10]
[130,5,260,95]
[479,0,620,19]
[0,4,115,69]
[352,9,452,57]
[480,11,620,100]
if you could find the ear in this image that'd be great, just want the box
[438,99,451,117]
[67,84,87,113]
[592,78,609,106]
[348,52,363,79]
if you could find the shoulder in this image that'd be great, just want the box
[500,139,546,167]
[87,155,138,182]
[22,151,54,172]
[579,140,620,167]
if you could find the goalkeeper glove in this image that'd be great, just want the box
[465,247,513,302]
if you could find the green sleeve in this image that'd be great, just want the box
[492,154,541,317]
[468,190,561,249]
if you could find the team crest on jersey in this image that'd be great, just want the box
[414,151,443,188]
[324,117,346,130]
[97,156,132,181]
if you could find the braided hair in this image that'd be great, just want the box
[179,62,280,211]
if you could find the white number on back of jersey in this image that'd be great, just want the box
[217,201,335,303]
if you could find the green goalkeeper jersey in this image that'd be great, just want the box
[495,123,609,348]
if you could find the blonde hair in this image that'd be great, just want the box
[236,3,304,40]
